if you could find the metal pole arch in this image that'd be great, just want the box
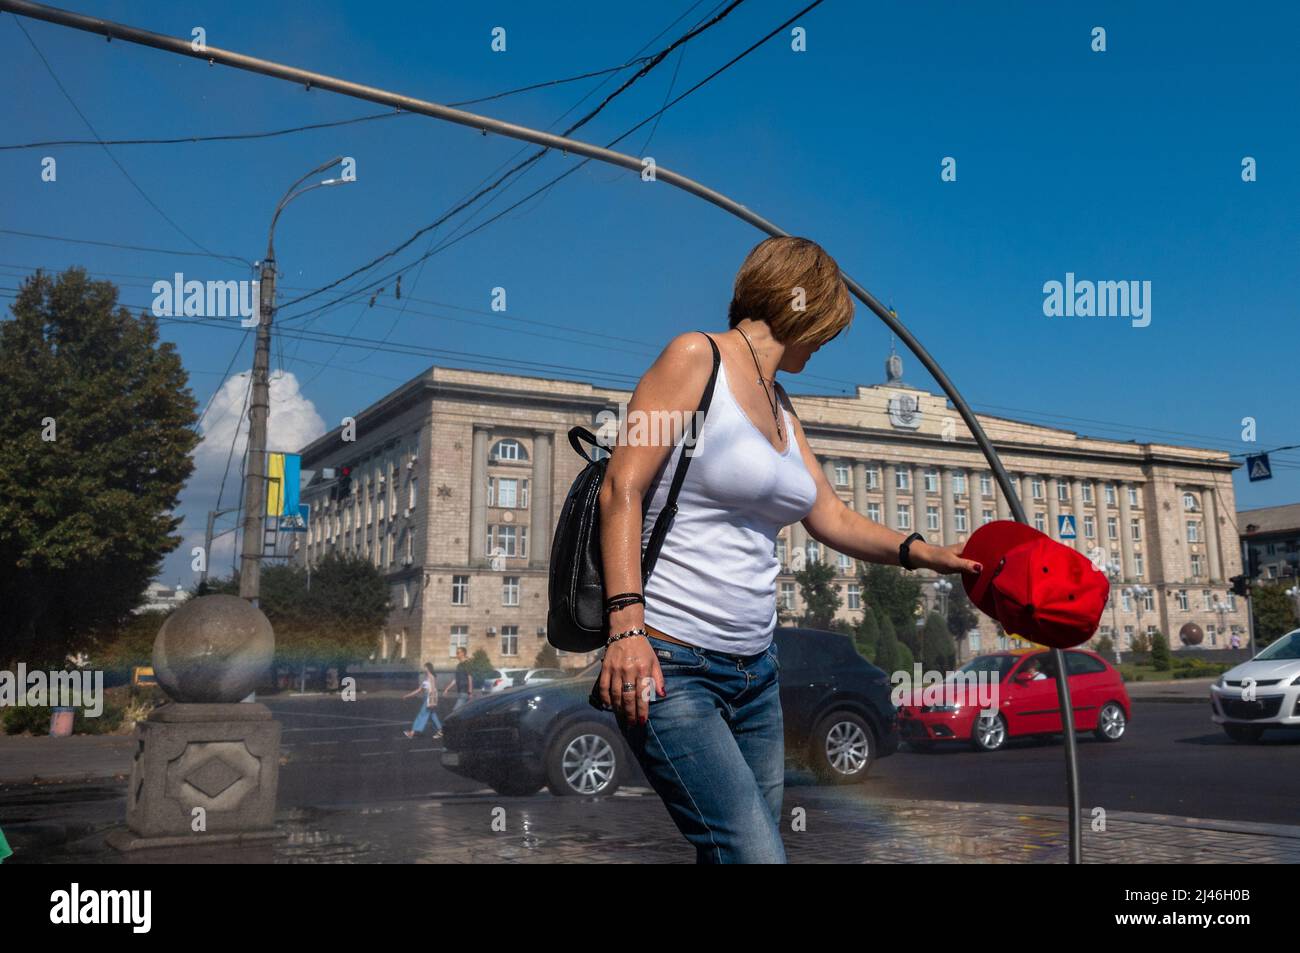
[1,0,1082,862]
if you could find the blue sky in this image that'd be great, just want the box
[1,0,1296,586]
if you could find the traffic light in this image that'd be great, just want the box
[338,466,352,497]
[1229,574,1251,598]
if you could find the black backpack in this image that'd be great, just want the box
[546,333,721,652]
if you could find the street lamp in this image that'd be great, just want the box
[1105,561,1122,663]
[933,577,953,617]
[1287,585,1300,625]
[238,157,353,602]
[1212,599,1231,648]
[1123,584,1150,657]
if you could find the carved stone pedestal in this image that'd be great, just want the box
[107,702,281,852]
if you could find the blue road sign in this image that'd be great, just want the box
[1058,514,1077,539]
[1246,453,1272,482]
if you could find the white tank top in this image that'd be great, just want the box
[640,349,818,655]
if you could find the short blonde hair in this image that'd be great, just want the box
[728,236,853,346]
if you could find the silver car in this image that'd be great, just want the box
[1211,628,1300,742]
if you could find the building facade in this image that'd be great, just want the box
[294,354,1249,669]
[1238,503,1300,582]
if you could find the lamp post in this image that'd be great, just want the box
[1106,561,1123,663]
[1287,585,1300,627]
[1124,584,1150,657]
[933,577,952,617]
[237,158,352,603]
[1212,599,1231,648]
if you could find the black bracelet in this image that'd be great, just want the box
[898,532,925,571]
[604,592,645,614]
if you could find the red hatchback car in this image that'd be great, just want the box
[897,649,1132,752]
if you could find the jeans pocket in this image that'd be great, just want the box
[763,643,780,677]
[647,637,707,675]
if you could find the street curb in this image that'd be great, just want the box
[867,796,1300,841]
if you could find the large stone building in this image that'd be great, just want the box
[1238,502,1300,582]
[293,351,1249,669]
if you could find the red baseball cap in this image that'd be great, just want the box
[959,520,1109,649]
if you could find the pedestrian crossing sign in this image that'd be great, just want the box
[1058,514,1077,539]
[1246,453,1272,482]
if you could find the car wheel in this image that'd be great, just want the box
[1223,724,1265,744]
[809,711,875,783]
[1093,701,1127,742]
[487,776,544,797]
[971,711,1008,752]
[545,721,623,797]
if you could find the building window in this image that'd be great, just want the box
[1134,553,1144,579]
[847,584,861,610]
[1176,590,1189,611]
[1191,554,1203,578]
[837,553,853,573]
[1083,515,1095,539]
[500,625,519,657]
[398,628,409,661]
[1031,478,1044,500]
[490,438,527,462]
[487,525,527,558]
[1143,589,1154,611]
[776,537,787,569]
[981,509,994,526]
[491,477,529,509]
[1033,512,1046,532]
[1107,516,1118,540]
[1081,482,1093,503]
[402,581,411,609]
[502,576,520,606]
[925,469,939,493]
[1130,519,1142,542]
[896,468,910,491]
[1056,479,1069,502]
[1105,484,1117,505]
[897,504,911,530]
[452,575,469,605]
[955,508,968,532]
[1186,520,1200,543]
[779,582,795,610]
[806,540,821,565]
[1183,492,1198,511]
[867,502,881,523]
[926,505,940,531]
[1227,593,1237,612]
[834,463,850,486]
[866,465,880,489]
[1122,625,1134,648]
[1128,486,1140,507]
[1202,589,1213,611]
[953,473,967,496]
[1121,590,1132,612]
[980,473,993,497]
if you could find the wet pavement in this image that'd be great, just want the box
[5,779,1299,864]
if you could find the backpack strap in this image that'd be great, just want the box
[640,332,721,584]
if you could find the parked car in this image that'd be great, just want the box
[479,669,513,693]
[1211,628,1300,743]
[440,627,899,797]
[897,648,1131,752]
[507,668,570,687]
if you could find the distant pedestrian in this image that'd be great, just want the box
[448,647,475,711]
[403,663,442,740]
[1230,632,1241,650]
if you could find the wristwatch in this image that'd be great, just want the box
[898,532,925,571]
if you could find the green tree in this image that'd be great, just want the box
[946,583,979,640]
[467,648,496,687]
[534,643,560,668]
[88,609,171,673]
[1130,630,1151,655]
[1253,581,1299,646]
[796,559,841,630]
[896,642,915,677]
[874,612,900,674]
[1149,630,1171,671]
[921,611,957,672]
[0,269,198,668]
[1094,634,1114,658]
[852,608,880,662]
[858,563,923,637]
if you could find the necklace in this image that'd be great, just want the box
[735,325,783,441]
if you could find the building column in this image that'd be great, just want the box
[1097,480,1113,566]
[1070,477,1086,551]
[940,467,956,545]
[820,459,839,565]
[995,471,1011,520]
[468,426,490,566]
[883,462,898,531]
[1047,477,1061,541]
[791,519,809,565]
[1020,473,1035,518]
[1203,486,1223,581]
[1117,481,1135,581]
[911,464,927,537]
[852,460,867,515]
[529,430,553,568]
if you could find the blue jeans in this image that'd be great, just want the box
[411,704,442,735]
[620,634,786,864]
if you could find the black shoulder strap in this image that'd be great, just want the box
[640,331,721,584]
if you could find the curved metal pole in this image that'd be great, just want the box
[0,0,1082,863]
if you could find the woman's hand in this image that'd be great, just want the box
[912,540,983,576]
[597,635,666,726]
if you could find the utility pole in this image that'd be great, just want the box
[238,257,276,604]
[201,505,241,587]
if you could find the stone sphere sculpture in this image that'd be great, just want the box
[1178,622,1204,647]
[153,594,275,702]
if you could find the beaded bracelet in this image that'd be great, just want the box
[606,627,647,646]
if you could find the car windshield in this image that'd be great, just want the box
[1253,631,1300,661]
[957,654,1019,680]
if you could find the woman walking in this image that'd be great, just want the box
[403,662,443,740]
[596,236,981,863]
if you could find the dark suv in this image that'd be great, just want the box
[440,626,899,797]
